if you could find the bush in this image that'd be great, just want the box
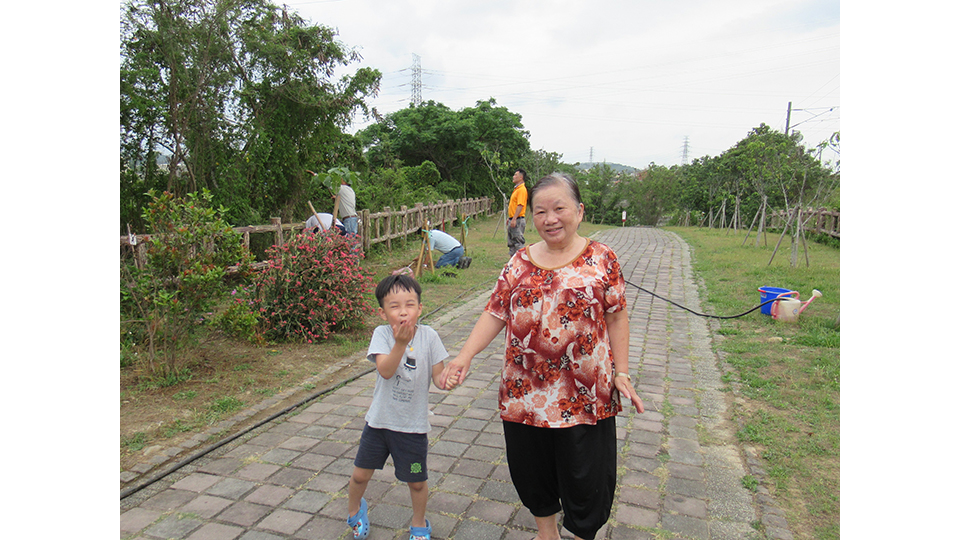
[120,189,253,374]
[253,231,374,343]
[214,286,263,344]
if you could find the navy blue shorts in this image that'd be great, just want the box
[354,424,429,483]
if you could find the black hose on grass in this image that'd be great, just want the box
[625,278,779,320]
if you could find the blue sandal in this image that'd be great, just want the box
[347,497,370,539]
[409,519,431,540]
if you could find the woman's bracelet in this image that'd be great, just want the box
[615,372,631,381]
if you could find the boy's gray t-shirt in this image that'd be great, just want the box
[366,324,448,434]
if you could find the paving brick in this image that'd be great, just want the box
[278,436,320,452]
[143,514,203,539]
[141,489,198,512]
[179,494,233,518]
[664,494,708,518]
[207,478,257,500]
[282,489,331,513]
[468,499,516,523]
[428,490,473,515]
[256,508,312,535]
[244,484,294,506]
[662,512,709,540]
[197,458,242,476]
[615,504,659,528]
[266,466,316,488]
[217,501,271,527]
[451,519,505,540]
[259,447,301,465]
[303,472,349,493]
[437,473,483,496]
[172,473,221,493]
[236,463,281,481]
[479,480,519,503]
[120,507,162,535]
[184,522,244,540]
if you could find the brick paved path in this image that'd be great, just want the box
[121,227,788,540]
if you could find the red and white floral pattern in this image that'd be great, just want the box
[485,240,627,428]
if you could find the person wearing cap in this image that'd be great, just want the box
[305,212,345,235]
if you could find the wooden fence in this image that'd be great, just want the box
[120,197,493,268]
[767,207,840,238]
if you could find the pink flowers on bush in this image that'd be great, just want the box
[253,232,374,343]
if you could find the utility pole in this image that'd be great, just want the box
[785,101,792,136]
[411,53,422,107]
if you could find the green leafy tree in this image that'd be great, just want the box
[121,189,253,374]
[120,0,381,231]
[357,161,448,213]
[358,99,530,199]
[579,164,620,224]
[521,148,566,182]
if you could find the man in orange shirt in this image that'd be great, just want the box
[507,168,528,257]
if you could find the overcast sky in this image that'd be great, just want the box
[287,0,840,169]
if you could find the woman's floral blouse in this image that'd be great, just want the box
[485,240,627,428]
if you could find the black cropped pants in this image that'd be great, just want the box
[503,417,617,540]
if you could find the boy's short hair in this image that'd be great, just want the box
[375,274,422,307]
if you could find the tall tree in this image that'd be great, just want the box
[357,99,530,200]
[120,0,381,231]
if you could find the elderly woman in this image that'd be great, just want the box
[442,172,644,540]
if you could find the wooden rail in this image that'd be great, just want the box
[120,197,493,268]
[767,207,840,238]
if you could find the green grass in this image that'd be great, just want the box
[668,226,839,540]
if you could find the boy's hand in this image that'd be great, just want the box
[392,318,416,346]
[444,373,460,390]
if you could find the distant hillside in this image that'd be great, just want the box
[575,162,640,174]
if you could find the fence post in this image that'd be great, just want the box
[361,209,371,252]
[384,206,392,250]
[271,217,283,246]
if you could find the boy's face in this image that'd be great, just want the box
[378,287,423,329]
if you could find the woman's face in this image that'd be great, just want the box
[531,183,584,248]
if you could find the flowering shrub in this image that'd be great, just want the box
[253,231,374,343]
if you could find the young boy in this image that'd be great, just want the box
[346,274,456,540]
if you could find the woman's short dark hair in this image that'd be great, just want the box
[530,172,582,208]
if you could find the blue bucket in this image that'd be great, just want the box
[758,287,794,316]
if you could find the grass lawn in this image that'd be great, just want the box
[668,225,840,540]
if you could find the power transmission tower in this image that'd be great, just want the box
[589,147,594,164]
[681,136,690,165]
[411,53,422,106]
